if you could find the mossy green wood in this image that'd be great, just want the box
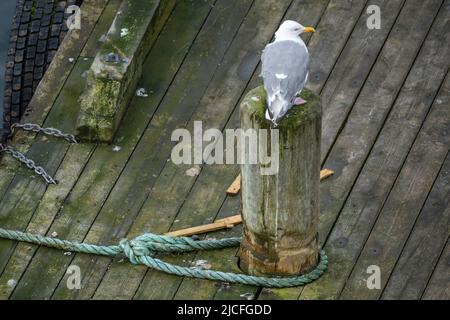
[7,0,210,299]
[76,0,176,142]
[239,86,321,276]
[51,0,221,299]
[0,0,107,200]
[16,0,250,299]
[0,59,94,283]
[0,0,126,299]
[422,238,450,300]
[383,152,450,300]
[80,0,123,59]
[0,0,128,298]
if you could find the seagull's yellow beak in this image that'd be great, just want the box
[304,27,315,33]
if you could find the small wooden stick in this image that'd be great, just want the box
[226,168,334,195]
[165,215,242,237]
[226,175,241,195]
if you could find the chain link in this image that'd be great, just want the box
[0,123,78,184]
[10,123,78,144]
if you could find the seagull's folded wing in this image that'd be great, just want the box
[261,41,309,104]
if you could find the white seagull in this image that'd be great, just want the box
[261,20,315,126]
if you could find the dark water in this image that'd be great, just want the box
[0,0,17,129]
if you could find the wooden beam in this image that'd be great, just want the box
[239,86,322,275]
[227,168,334,195]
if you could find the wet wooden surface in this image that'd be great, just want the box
[0,0,448,300]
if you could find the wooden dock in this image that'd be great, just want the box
[0,0,449,300]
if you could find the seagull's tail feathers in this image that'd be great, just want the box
[266,96,290,126]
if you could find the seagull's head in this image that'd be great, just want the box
[275,20,315,39]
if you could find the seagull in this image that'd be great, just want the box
[261,20,315,126]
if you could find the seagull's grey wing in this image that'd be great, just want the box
[261,41,309,104]
[260,44,271,77]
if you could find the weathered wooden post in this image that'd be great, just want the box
[239,86,321,276]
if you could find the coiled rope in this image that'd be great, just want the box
[0,227,327,288]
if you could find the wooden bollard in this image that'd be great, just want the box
[239,86,322,276]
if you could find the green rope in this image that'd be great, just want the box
[0,227,327,288]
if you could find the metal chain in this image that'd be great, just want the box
[10,123,78,144]
[0,144,57,184]
[0,123,78,184]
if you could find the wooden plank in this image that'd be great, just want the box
[226,169,334,195]
[6,0,222,300]
[319,0,407,162]
[422,238,450,300]
[298,1,450,300]
[382,152,450,299]
[48,0,255,300]
[304,0,368,94]
[76,0,176,142]
[211,194,254,300]
[339,67,450,299]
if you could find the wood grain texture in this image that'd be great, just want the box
[340,65,450,300]
[227,169,334,195]
[239,86,321,276]
[422,238,450,300]
[299,0,450,300]
[382,152,450,300]
[0,0,447,300]
[0,0,107,202]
